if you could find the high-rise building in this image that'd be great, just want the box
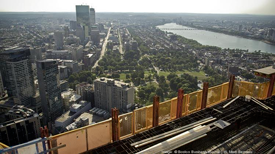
[76,25,85,43]
[54,31,64,50]
[76,82,94,105]
[90,8,96,26]
[91,29,100,45]
[30,47,42,63]
[94,78,134,112]
[0,112,42,146]
[76,5,90,39]
[64,26,69,38]
[36,60,63,124]
[0,47,35,105]
[70,21,77,30]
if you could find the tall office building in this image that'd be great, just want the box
[70,21,77,30]
[0,113,42,146]
[94,78,134,112]
[90,8,96,26]
[36,60,63,124]
[54,31,64,50]
[64,26,69,38]
[76,5,90,39]
[91,29,100,45]
[0,47,35,105]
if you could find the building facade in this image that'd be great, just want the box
[0,113,42,146]
[36,60,64,124]
[0,47,35,106]
[54,31,64,50]
[76,5,90,39]
[45,50,72,60]
[91,29,100,45]
[76,82,94,106]
[89,8,95,26]
[94,78,134,112]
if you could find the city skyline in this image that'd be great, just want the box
[0,0,275,15]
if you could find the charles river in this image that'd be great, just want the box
[157,23,275,53]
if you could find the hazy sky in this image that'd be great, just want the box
[0,0,275,15]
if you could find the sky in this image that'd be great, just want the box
[0,0,275,15]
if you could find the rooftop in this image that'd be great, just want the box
[46,50,69,53]
[95,77,131,88]
[55,101,89,123]
[1,46,27,54]
[254,66,275,76]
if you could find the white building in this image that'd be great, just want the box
[94,78,134,112]
[55,101,91,130]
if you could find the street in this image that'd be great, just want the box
[92,27,112,69]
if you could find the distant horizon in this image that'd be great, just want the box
[0,11,275,16]
[0,0,275,15]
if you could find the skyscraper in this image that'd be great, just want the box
[36,60,63,124]
[76,5,90,39]
[0,47,35,105]
[70,21,77,30]
[90,8,96,26]
[54,31,64,50]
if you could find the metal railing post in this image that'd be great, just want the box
[153,96,159,127]
[176,89,184,118]
[111,108,119,142]
[201,82,209,109]
[227,75,235,99]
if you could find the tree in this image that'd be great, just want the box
[149,93,156,103]
[138,89,146,101]
[159,76,166,84]
[68,71,96,90]
[170,78,178,91]
[156,88,164,101]
[167,73,177,81]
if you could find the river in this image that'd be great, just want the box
[157,23,275,53]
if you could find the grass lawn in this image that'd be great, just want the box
[119,73,128,81]
[183,70,208,80]
[159,70,208,80]
[159,71,170,77]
